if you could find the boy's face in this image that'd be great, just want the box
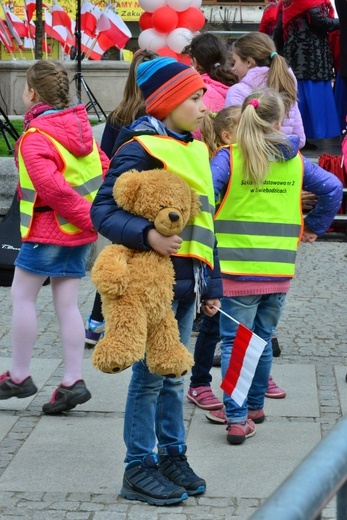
[162,89,207,134]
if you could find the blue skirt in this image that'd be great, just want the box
[334,73,347,133]
[15,242,92,278]
[297,80,341,139]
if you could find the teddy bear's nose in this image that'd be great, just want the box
[169,212,180,222]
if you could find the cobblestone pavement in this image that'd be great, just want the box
[0,238,346,520]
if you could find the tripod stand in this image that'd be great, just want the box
[73,0,107,121]
[0,106,20,154]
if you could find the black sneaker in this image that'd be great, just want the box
[271,337,281,357]
[121,455,188,506]
[158,445,206,496]
[0,371,37,399]
[42,379,91,414]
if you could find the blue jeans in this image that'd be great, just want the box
[220,293,287,424]
[123,298,195,462]
[190,312,220,387]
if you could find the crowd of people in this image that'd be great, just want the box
[0,0,345,508]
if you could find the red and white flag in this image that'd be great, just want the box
[96,3,131,50]
[5,10,28,38]
[44,8,74,47]
[216,308,267,407]
[51,1,73,36]
[3,7,24,49]
[0,18,15,53]
[81,30,113,60]
[25,0,36,22]
[81,0,101,38]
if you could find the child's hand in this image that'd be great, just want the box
[201,299,221,317]
[301,226,318,243]
[147,229,183,256]
[301,191,318,210]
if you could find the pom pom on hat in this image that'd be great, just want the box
[136,57,206,120]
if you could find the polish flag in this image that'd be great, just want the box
[44,9,74,47]
[51,1,73,36]
[218,310,267,407]
[80,31,114,60]
[5,10,28,38]
[4,7,24,49]
[81,0,101,38]
[96,3,131,50]
[0,18,15,53]
[25,0,36,22]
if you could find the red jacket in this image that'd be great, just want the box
[18,104,109,246]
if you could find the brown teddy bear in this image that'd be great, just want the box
[91,169,201,378]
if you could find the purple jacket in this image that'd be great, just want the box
[225,66,306,148]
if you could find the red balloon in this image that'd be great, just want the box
[177,53,192,65]
[177,7,206,32]
[152,6,179,34]
[157,47,179,60]
[139,11,153,31]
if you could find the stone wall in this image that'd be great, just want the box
[0,60,130,115]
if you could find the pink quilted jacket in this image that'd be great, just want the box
[17,104,109,246]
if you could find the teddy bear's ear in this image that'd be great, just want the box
[113,170,142,210]
[190,190,202,220]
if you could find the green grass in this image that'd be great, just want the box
[0,118,102,157]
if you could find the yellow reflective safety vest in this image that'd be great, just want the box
[18,128,103,238]
[134,135,215,268]
[214,144,303,278]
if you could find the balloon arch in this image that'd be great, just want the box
[138,0,206,62]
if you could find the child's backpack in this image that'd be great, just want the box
[0,192,21,286]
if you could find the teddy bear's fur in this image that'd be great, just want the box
[91,169,201,378]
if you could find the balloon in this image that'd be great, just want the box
[177,53,191,64]
[177,7,205,32]
[139,0,167,14]
[152,6,179,34]
[157,47,179,60]
[167,27,194,53]
[139,12,153,31]
[167,0,192,12]
[138,28,167,51]
[190,0,202,7]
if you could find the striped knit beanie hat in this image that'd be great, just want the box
[136,57,206,120]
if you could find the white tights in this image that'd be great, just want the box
[10,267,85,386]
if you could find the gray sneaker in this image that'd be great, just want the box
[0,371,37,399]
[42,379,91,414]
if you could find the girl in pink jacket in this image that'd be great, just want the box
[0,61,109,413]
[183,32,238,140]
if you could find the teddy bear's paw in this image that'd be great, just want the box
[91,344,134,374]
[147,349,194,379]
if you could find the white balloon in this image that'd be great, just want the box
[190,0,202,7]
[167,27,194,53]
[167,0,192,12]
[138,28,168,51]
[139,0,167,13]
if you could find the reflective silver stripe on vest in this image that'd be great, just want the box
[73,177,103,197]
[180,224,215,249]
[218,247,297,264]
[20,213,32,229]
[21,187,35,202]
[199,194,215,216]
[214,220,302,237]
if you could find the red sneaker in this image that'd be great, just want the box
[187,386,223,410]
[265,376,286,399]
[226,419,256,445]
[206,407,265,425]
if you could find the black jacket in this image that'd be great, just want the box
[274,5,339,81]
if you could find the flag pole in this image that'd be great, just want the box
[212,305,265,343]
